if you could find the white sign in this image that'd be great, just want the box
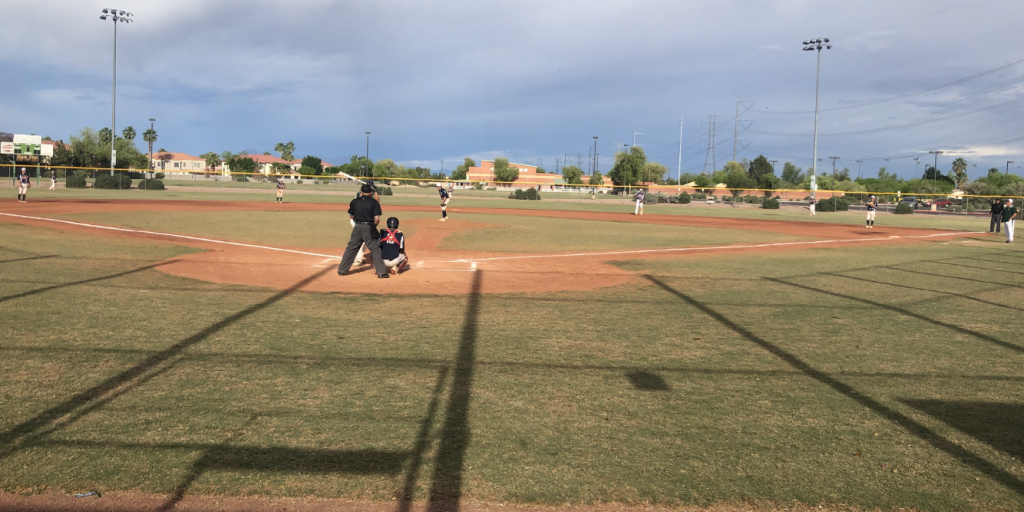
[13,134,42,145]
[40,143,53,157]
[810,174,818,191]
[111,149,117,165]
[0,142,12,155]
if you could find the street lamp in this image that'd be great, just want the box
[854,159,863,179]
[365,131,371,178]
[1008,161,1015,175]
[929,151,943,187]
[803,37,832,202]
[829,156,840,179]
[99,8,133,176]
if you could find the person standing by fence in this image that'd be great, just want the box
[49,171,57,191]
[1003,199,1017,244]
[990,199,1003,234]
[17,168,30,202]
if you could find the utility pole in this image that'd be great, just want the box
[365,131,371,178]
[854,159,863,179]
[733,97,752,162]
[677,116,684,185]
[703,115,717,173]
[829,156,840,179]
[769,160,778,174]
[1007,161,1015,175]
[593,137,598,178]
[929,150,943,187]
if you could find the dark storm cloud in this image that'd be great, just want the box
[1,0,1022,178]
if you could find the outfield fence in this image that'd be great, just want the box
[2,162,1019,210]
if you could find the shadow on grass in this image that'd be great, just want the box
[883,265,1024,290]
[0,260,177,305]
[427,270,482,512]
[0,254,57,264]
[644,274,1024,498]
[933,260,1024,276]
[397,367,449,512]
[766,277,1024,355]
[824,272,1024,312]
[901,400,1024,460]
[0,266,333,460]
[626,370,670,391]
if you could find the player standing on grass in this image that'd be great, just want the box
[17,168,30,202]
[49,171,57,191]
[275,179,285,203]
[338,184,389,278]
[438,183,450,221]
[1003,198,1017,244]
[379,217,409,275]
[634,188,645,215]
[865,195,878,229]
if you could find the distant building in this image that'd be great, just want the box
[150,152,206,172]
[465,160,611,186]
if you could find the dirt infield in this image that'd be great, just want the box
[1,199,971,295]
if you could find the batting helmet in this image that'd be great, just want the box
[386,217,399,229]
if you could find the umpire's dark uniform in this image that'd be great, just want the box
[991,200,1004,234]
[339,185,388,277]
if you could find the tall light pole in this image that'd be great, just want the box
[99,8,133,176]
[803,37,831,202]
[365,131,371,178]
[854,159,863,179]
[147,118,155,175]
[929,151,943,187]
[1008,161,1015,175]
[914,156,920,176]
[593,136,598,180]
[829,156,840,179]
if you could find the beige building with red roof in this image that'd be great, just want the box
[150,152,206,172]
[466,160,611,186]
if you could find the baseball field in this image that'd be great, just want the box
[1,187,1022,512]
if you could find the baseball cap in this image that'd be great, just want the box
[1009,199,1014,204]
[360,183,375,193]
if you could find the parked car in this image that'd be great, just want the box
[900,197,918,206]
[933,200,953,207]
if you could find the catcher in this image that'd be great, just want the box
[379,216,409,275]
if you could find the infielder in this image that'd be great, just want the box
[809,198,816,216]
[634,188,645,215]
[438,183,450,221]
[379,217,409,275]
[865,195,878,228]
[17,168,30,202]
[49,171,57,191]
[275,179,286,203]
[1003,198,1018,244]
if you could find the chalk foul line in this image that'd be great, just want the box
[0,212,981,268]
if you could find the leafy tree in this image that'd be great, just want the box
[950,157,968,189]
[66,126,147,170]
[226,155,258,175]
[158,153,174,169]
[711,169,728,184]
[121,126,136,141]
[679,172,699,185]
[644,162,667,183]
[588,171,604,185]
[297,165,317,176]
[452,157,475,180]
[372,158,400,178]
[988,167,1001,177]
[747,155,774,184]
[781,162,803,184]
[97,127,112,145]
[301,155,324,175]
[561,165,583,185]
[877,166,897,181]
[536,167,548,174]
[608,146,647,186]
[274,142,296,161]
[270,162,291,176]
[758,173,780,195]
[158,148,167,152]
[142,128,158,167]
[492,157,519,182]
[835,167,851,181]
[724,161,754,193]
[201,152,221,171]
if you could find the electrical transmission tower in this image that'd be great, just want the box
[703,115,717,173]
[733,97,754,161]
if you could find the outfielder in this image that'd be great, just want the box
[379,217,409,275]
[865,195,878,228]
[438,183,450,221]
[275,179,285,203]
[809,198,816,216]
[17,168,30,202]
[634,188,645,215]
[49,171,57,191]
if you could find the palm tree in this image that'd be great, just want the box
[143,128,158,170]
[950,157,969,189]
[201,152,221,172]
[274,141,295,161]
[122,126,136,141]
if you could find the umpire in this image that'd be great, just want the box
[990,198,1003,234]
[338,184,389,278]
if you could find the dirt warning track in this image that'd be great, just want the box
[0,199,976,295]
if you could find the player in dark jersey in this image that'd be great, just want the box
[275,179,286,203]
[379,217,409,275]
[437,183,450,221]
[865,195,878,228]
[17,168,30,202]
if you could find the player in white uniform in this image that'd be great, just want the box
[438,184,450,221]
[634,189,645,215]
[865,195,878,228]
[49,172,57,190]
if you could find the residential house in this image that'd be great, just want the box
[151,152,207,173]
[465,160,611,187]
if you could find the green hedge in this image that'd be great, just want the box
[678,192,691,204]
[817,196,850,211]
[895,203,914,214]
[762,198,780,209]
[66,171,88,189]
[93,173,133,189]
[138,179,165,190]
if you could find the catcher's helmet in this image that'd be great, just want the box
[386,217,399,229]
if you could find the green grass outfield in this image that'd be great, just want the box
[2,209,1023,510]
[4,185,996,233]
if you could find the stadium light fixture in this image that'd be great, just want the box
[803,37,832,202]
[99,8,133,176]
[1008,161,1015,175]
[929,150,943,187]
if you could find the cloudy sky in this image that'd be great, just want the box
[2,0,1023,179]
